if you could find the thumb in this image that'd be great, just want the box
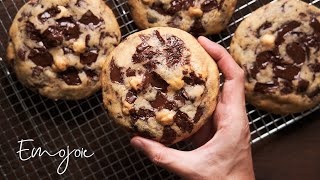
[131,136,196,177]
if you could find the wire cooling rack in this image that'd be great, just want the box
[0,0,319,179]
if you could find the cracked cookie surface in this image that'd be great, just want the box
[128,0,237,36]
[230,0,320,114]
[102,27,219,144]
[7,0,120,100]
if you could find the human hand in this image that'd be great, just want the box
[130,36,255,180]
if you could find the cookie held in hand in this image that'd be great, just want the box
[102,27,219,144]
[7,0,121,100]
[230,0,320,114]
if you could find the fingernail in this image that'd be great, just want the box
[131,138,144,151]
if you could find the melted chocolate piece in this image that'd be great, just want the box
[80,48,99,65]
[17,49,26,60]
[63,47,74,54]
[151,0,194,16]
[257,22,272,36]
[201,0,223,12]
[38,7,61,22]
[183,71,205,85]
[132,42,152,63]
[57,17,80,40]
[126,89,137,104]
[273,64,300,81]
[150,92,176,110]
[310,17,320,33]
[143,60,157,70]
[165,35,185,66]
[126,68,136,77]
[297,79,309,93]
[190,18,206,36]
[42,26,63,48]
[84,69,98,80]
[28,48,54,67]
[254,82,278,94]
[309,63,320,72]
[79,10,102,26]
[129,108,155,123]
[110,59,123,83]
[174,110,193,133]
[144,72,169,92]
[193,107,204,123]
[174,89,189,103]
[26,22,41,41]
[286,42,306,64]
[147,15,158,23]
[155,30,165,45]
[280,80,293,94]
[160,126,177,144]
[275,21,301,45]
[59,67,81,85]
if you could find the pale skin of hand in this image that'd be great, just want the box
[130,36,255,180]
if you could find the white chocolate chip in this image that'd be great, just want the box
[167,77,185,91]
[129,76,143,91]
[188,7,203,17]
[122,101,133,115]
[156,109,176,125]
[53,57,67,72]
[260,34,275,48]
[184,85,205,100]
[73,39,86,53]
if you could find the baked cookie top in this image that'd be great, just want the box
[7,0,120,100]
[102,27,219,144]
[230,0,320,114]
[128,0,238,36]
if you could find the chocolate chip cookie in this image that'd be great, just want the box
[230,0,320,114]
[6,0,120,100]
[128,0,238,36]
[102,27,219,144]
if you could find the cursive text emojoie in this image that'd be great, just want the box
[16,139,94,175]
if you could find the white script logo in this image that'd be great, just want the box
[16,139,94,175]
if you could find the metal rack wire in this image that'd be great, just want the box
[0,0,319,179]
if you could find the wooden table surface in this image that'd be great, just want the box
[252,111,320,180]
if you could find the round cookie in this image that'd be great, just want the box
[128,0,238,36]
[6,0,121,100]
[102,27,219,144]
[230,0,320,115]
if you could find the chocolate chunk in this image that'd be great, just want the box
[174,110,193,133]
[132,42,153,63]
[26,22,41,41]
[155,30,165,45]
[84,69,98,81]
[160,126,177,144]
[80,48,99,65]
[147,15,158,23]
[275,21,301,45]
[257,21,272,36]
[273,64,300,81]
[59,67,81,85]
[309,63,320,72]
[143,60,157,70]
[254,82,278,94]
[17,49,26,60]
[151,0,194,16]
[85,35,91,46]
[308,87,320,98]
[174,89,189,103]
[144,72,169,92]
[42,26,63,48]
[32,66,43,77]
[190,18,206,36]
[183,71,205,85]
[150,92,176,110]
[201,0,223,12]
[286,42,306,64]
[57,17,80,40]
[193,107,204,123]
[28,48,54,67]
[126,89,137,104]
[310,17,320,33]
[280,80,293,94]
[79,10,102,26]
[251,51,274,78]
[297,79,309,93]
[165,35,185,66]
[129,108,155,123]
[126,68,136,77]
[110,58,123,83]
[38,7,61,22]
